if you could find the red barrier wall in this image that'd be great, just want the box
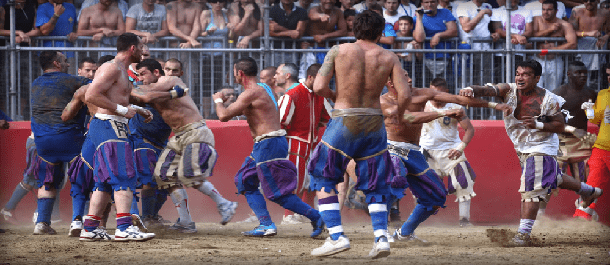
[1,121,607,226]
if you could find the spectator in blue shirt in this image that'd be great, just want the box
[36,0,79,56]
[370,3,396,49]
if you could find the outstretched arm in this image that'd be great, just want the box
[213,89,254,122]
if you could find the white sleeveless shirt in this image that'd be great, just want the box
[420,102,463,150]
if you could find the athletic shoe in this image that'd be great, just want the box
[69,220,83,237]
[1,208,18,225]
[131,214,148,233]
[143,216,166,229]
[393,228,427,243]
[156,215,172,224]
[242,223,277,237]
[579,187,603,208]
[168,221,197,234]
[459,218,473,227]
[386,231,395,243]
[114,225,155,241]
[79,227,113,241]
[281,215,302,225]
[33,222,57,235]
[237,214,258,223]
[311,236,351,257]
[218,201,238,225]
[368,236,391,259]
[310,218,325,238]
[510,232,532,247]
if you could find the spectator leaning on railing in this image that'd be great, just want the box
[77,0,126,55]
[269,0,309,40]
[0,0,38,45]
[166,0,201,48]
[569,0,610,81]
[490,0,533,77]
[36,0,79,59]
[125,0,169,45]
[228,0,262,48]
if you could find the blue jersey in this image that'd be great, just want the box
[379,23,397,49]
[416,8,456,59]
[36,3,77,53]
[30,72,90,137]
[129,105,171,148]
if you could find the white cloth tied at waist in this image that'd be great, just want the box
[254,129,287,143]
[331,108,383,118]
[387,140,421,151]
[95,113,129,124]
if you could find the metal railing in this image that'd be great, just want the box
[1,35,608,121]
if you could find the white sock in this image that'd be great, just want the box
[198,181,229,207]
[458,200,470,220]
[170,188,192,225]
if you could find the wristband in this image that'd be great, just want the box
[53,13,60,18]
[456,142,467,152]
[564,125,576,134]
[116,104,128,116]
[539,49,548,56]
[129,104,145,111]
[214,98,224,104]
[170,85,186,99]
[581,31,585,37]
[535,121,544,130]
[488,102,498,108]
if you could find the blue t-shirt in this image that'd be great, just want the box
[379,23,397,49]
[0,109,11,121]
[30,72,90,137]
[417,8,456,59]
[36,3,77,52]
[129,105,172,148]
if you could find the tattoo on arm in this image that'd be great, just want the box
[318,45,339,77]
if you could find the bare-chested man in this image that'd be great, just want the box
[459,59,603,246]
[569,0,610,74]
[213,57,324,239]
[306,0,347,46]
[77,0,125,48]
[229,0,262,48]
[306,10,410,258]
[531,0,577,91]
[166,0,202,48]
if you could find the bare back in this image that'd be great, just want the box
[333,41,399,110]
[150,95,204,130]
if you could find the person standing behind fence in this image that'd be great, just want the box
[306,0,347,46]
[77,0,126,56]
[383,0,402,26]
[125,0,169,45]
[79,0,129,21]
[531,0,576,91]
[268,0,308,41]
[228,0,262,48]
[569,0,610,85]
[36,0,79,64]
[525,0,567,19]
[413,0,458,91]
[166,0,202,48]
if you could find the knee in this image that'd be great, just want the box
[21,181,34,191]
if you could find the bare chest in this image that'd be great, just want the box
[515,95,543,119]
[89,12,119,29]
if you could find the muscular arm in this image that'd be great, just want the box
[130,87,173,105]
[523,112,566,133]
[459,11,488,33]
[568,9,579,31]
[413,13,426,43]
[436,21,458,39]
[458,113,474,144]
[552,22,577,49]
[154,20,169,38]
[85,64,122,112]
[62,85,87,121]
[77,12,103,36]
[467,83,510,101]
[110,13,126,36]
[215,89,254,122]
[313,45,338,102]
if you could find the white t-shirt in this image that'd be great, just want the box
[455,1,493,50]
[491,6,533,56]
[420,102,464,150]
[396,2,417,18]
[383,10,402,25]
[126,4,167,33]
[523,0,566,19]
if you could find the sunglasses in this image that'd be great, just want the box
[209,0,225,3]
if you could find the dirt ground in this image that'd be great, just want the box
[1,216,609,265]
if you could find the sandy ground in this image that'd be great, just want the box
[1,215,609,265]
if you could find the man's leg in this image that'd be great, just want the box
[196,181,237,225]
[34,187,57,235]
[1,182,33,223]
[236,156,275,236]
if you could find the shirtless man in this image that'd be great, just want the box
[569,0,610,80]
[531,0,577,91]
[459,59,603,246]
[306,0,347,45]
[214,57,324,239]
[306,10,410,258]
[77,0,125,47]
[259,66,280,98]
[229,0,262,48]
[166,0,202,48]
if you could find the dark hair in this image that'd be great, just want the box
[369,2,383,12]
[98,55,115,66]
[263,66,277,73]
[398,15,413,25]
[567,60,586,70]
[116,33,140,52]
[343,9,356,19]
[307,63,322,78]
[354,10,385,41]
[604,63,610,70]
[136,58,165,76]
[78,57,96,69]
[39,50,60,70]
[516,59,543,77]
[235,57,258,76]
[165,58,183,70]
[542,0,557,10]
[430,77,448,89]
[282,63,299,82]
[238,1,261,21]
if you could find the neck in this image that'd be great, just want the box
[386,10,397,15]
[43,68,60,74]
[568,79,585,89]
[282,81,297,89]
[242,76,259,90]
[282,2,293,9]
[144,2,155,10]
[114,52,134,70]
[519,86,537,96]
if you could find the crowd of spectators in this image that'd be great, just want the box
[0,0,609,89]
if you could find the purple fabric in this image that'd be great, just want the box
[158,150,177,182]
[319,196,339,204]
[182,143,217,178]
[135,148,156,174]
[83,218,100,227]
[454,163,468,189]
[577,161,586,182]
[68,156,94,194]
[93,141,136,184]
[523,156,560,192]
[116,216,132,227]
[257,159,298,200]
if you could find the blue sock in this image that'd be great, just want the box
[154,189,168,216]
[274,194,320,222]
[130,194,140,215]
[5,182,30,210]
[318,196,343,240]
[368,203,388,241]
[141,189,156,218]
[36,198,55,224]
[244,190,273,226]
[72,193,88,221]
[400,203,435,236]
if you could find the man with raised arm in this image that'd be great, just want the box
[306,10,411,259]
[213,57,324,240]
[459,59,603,246]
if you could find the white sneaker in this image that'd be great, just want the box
[393,228,427,243]
[114,225,155,241]
[281,215,302,225]
[386,231,395,243]
[237,214,258,224]
[32,212,38,223]
[368,236,391,259]
[311,236,351,257]
[33,222,56,235]
[69,220,83,237]
[1,208,17,224]
[79,227,113,241]
[218,201,238,225]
